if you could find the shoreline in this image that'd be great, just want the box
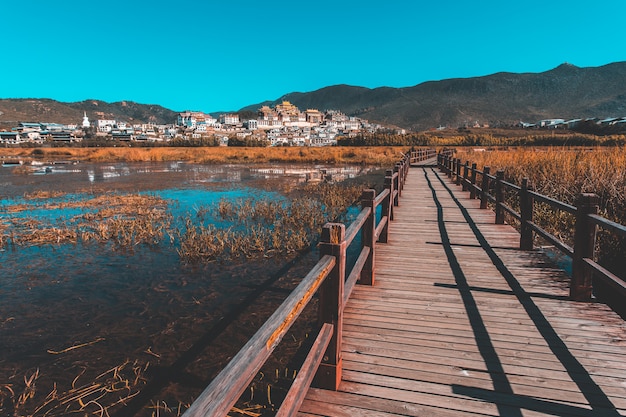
[0,146,409,166]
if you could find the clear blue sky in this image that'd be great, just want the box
[3,0,625,113]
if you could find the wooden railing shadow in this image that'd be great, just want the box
[183,149,440,416]
[428,166,622,416]
[438,153,626,311]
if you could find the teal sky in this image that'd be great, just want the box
[3,0,625,113]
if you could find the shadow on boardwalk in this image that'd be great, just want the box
[424,168,621,417]
[299,166,626,417]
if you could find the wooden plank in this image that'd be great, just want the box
[301,387,491,417]
[297,167,626,417]
[342,355,626,405]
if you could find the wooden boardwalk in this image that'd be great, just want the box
[298,166,626,417]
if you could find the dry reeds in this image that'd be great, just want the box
[1,361,150,417]
[23,190,67,200]
[455,146,626,274]
[178,182,364,263]
[2,193,172,249]
[0,146,407,166]
[1,172,369,264]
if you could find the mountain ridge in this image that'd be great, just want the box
[2,62,626,131]
[249,61,626,130]
[0,99,178,128]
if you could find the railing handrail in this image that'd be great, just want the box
[182,254,336,416]
[184,148,435,416]
[437,152,626,302]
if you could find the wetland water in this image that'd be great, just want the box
[0,161,376,416]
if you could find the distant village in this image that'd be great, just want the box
[3,99,626,147]
[0,102,398,146]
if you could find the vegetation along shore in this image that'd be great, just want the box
[0,146,405,166]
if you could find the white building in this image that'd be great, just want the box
[219,113,240,126]
[82,112,91,128]
[245,119,258,130]
[97,119,116,133]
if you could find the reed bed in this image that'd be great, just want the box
[0,146,407,166]
[0,222,7,249]
[1,177,368,261]
[1,193,172,249]
[23,191,67,200]
[178,182,364,263]
[455,146,626,276]
[0,360,151,417]
[1,165,380,416]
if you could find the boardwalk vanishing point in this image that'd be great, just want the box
[185,152,626,417]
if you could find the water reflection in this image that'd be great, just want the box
[0,161,374,416]
[1,161,373,193]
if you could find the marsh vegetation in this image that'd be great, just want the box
[0,160,383,417]
[455,146,626,280]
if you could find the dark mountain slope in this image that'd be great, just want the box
[0,99,177,127]
[244,62,626,130]
[3,62,626,131]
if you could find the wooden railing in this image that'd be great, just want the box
[183,149,436,417]
[408,148,438,165]
[438,153,626,302]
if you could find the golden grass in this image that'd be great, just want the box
[1,180,366,259]
[455,146,626,275]
[455,147,626,213]
[178,182,364,263]
[0,146,408,165]
[1,361,151,417]
[3,194,172,248]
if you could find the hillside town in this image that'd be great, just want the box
[0,101,395,146]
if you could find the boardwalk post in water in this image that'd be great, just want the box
[315,223,346,390]
[360,189,376,286]
[520,177,534,250]
[480,166,490,209]
[571,193,599,301]
[495,170,505,224]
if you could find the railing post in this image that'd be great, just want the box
[480,166,490,209]
[360,189,376,286]
[469,163,477,199]
[455,158,461,186]
[495,170,505,224]
[520,178,534,250]
[447,155,453,178]
[404,156,409,182]
[462,161,469,191]
[315,223,345,390]
[571,193,599,301]
[393,165,400,206]
[381,170,393,238]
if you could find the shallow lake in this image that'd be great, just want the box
[0,161,378,416]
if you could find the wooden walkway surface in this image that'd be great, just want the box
[298,166,626,416]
